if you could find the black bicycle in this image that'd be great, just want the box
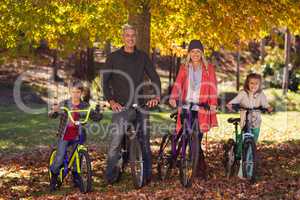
[223,104,269,183]
[157,102,210,187]
[112,103,151,189]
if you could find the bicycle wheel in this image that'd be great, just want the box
[129,138,144,189]
[157,133,173,181]
[48,149,56,181]
[223,139,236,178]
[78,149,92,193]
[242,138,257,183]
[48,149,63,190]
[179,131,199,187]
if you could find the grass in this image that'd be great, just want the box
[1,103,300,154]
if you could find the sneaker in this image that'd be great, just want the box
[72,171,82,188]
[50,172,58,192]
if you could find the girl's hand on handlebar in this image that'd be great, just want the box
[267,106,273,113]
[226,104,234,112]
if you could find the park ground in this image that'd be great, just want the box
[1,59,300,199]
[1,101,300,199]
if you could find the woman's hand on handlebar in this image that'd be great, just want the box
[210,105,217,112]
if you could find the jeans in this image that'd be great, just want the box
[236,128,260,160]
[105,109,152,183]
[51,139,77,175]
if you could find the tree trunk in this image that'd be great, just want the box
[236,51,240,91]
[283,28,291,95]
[128,1,151,55]
[51,49,60,82]
[168,55,173,94]
[260,38,266,64]
[86,47,95,82]
[104,40,111,55]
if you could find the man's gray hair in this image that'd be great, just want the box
[122,24,137,34]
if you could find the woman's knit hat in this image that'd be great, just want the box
[188,40,204,52]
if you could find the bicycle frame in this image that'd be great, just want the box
[54,105,95,182]
[171,102,209,161]
[171,110,194,160]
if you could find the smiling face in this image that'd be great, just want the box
[122,28,136,49]
[248,78,260,93]
[189,49,202,63]
[70,87,82,102]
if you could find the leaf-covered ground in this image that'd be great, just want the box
[1,102,300,199]
[1,140,300,200]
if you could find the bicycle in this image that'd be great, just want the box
[112,103,152,189]
[223,104,269,183]
[48,104,101,193]
[157,102,210,187]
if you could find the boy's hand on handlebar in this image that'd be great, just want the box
[146,97,160,108]
[51,104,60,113]
[169,99,177,108]
[109,100,123,112]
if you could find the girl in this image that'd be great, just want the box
[226,73,272,178]
[169,39,218,179]
[227,73,272,142]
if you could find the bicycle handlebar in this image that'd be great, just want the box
[231,104,269,113]
[176,100,211,110]
[60,104,100,125]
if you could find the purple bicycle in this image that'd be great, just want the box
[157,102,210,187]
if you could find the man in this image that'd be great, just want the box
[103,24,161,185]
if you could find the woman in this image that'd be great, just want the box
[169,39,218,179]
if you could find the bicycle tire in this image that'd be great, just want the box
[48,149,63,189]
[48,149,56,181]
[157,133,173,181]
[129,138,144,189]
[242,138,257,183]
[78,149,92,193]
[179,131,199,187]
[223,139,236,178]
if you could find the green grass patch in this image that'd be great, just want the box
[1,104,300,154]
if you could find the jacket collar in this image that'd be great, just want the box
[120,46,138,56]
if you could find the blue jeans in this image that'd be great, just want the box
[51,139,77,175]
[105,109,152,183]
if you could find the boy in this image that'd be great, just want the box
[48,80,101,191]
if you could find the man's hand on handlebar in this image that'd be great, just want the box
[109,100,123,112]
[146,96,160,108]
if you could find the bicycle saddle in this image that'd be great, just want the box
[227,118,240,124]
